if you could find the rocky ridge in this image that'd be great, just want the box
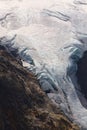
[0,46,79,130]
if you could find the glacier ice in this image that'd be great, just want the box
[0,0,87,129]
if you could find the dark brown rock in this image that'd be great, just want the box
[0,46,79,130]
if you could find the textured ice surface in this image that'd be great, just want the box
[0,0,87,129]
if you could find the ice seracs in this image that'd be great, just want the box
[0,0,87,129]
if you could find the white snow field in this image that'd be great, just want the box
[0,0,87,129]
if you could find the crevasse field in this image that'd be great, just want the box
[0,0,87,129]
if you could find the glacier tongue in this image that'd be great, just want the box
[0,0,87,129]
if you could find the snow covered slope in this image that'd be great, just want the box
[0,0,87,129]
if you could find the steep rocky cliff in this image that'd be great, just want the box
[0,46,79,130]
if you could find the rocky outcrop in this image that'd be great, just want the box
[0,46,79,130]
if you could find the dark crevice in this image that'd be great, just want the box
[76,51,87,100]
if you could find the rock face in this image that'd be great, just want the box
[0,46,79,130]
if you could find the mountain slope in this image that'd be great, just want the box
[0,46,79,130]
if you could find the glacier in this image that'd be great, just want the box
[0,0,87,129]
